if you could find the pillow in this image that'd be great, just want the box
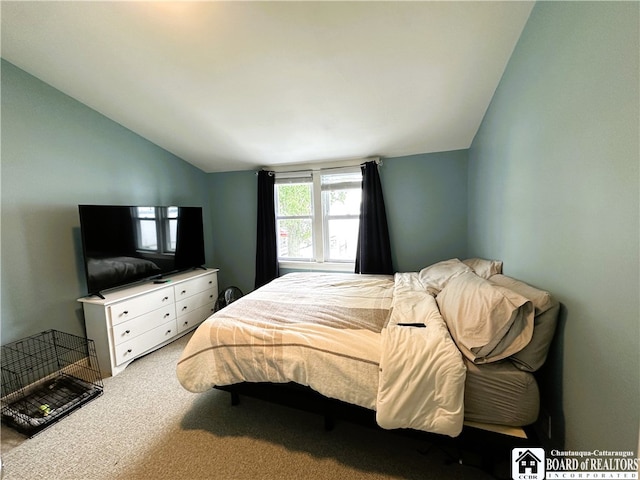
[418,258,472,295]
[489,274,559,372]
[436,272,534,364]
[463,258,503,279]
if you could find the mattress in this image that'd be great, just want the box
[463,358,539,426]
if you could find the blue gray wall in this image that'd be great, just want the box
[208,171,257,295]
[383,151,467,272]
[1,60,213,343]
[468,2,639,451]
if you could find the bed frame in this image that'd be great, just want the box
[217,382,531,438]
[217,382,376,432]
[216,381,538,473]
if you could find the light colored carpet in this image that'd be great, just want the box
[1,333,494,480]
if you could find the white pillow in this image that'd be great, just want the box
[463,258,503,279]
[418,258,472,295]
[436,272,534,364]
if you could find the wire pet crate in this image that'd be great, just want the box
[1,329,103,437]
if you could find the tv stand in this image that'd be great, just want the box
[79,268,218,378]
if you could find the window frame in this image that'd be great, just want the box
[274,173,315,262]
[132,206,177,255]
[275,167,362,272]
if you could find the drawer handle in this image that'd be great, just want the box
[208,281,213,284]
[166,329,172,335]
[121,310,129,316]
[183,321,189,326]
[181,290,187,295]
[162,296,169,302]
[209,294,214,299]
[182,306,188,311]
[125,330,131,335]
[126,349,132,354]
[164,313,171,318]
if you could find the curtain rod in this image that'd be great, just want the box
[256,157,382,176]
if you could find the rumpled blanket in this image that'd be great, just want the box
[376,273,466,436]
[176,272,466,437]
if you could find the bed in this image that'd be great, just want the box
[176,258,559,439]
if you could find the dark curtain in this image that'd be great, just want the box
[174,207,205,270]
[255,170,279,288]
[355,161,393,275]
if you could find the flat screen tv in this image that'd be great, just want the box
[79,205,205,297]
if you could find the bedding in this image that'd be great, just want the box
[177,273,393,410]
[377,272,466,435]
[177,272,467,437]
[463,358,539,426]
[177,262,558,438]
[436,271,534,364]
[463,257,503,279]
[488,274,559,372]
[418,258,472,295]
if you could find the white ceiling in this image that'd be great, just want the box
[1,1,534,173]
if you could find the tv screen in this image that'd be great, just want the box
[79,205,205,296]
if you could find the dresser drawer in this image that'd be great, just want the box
[109,287,174,326]
[114,319,177,366]
[176,289,217,317]
[177,302,215,334]
[112,306,176,345]
[80,268,218,377]
[174,273,218,300]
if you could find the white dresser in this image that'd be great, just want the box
[79,268,218,377]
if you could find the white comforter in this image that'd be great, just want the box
[376,273,466,436]
[176,272,466,437]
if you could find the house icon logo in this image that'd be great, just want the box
[512,448,545,480]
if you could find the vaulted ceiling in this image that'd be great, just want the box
[1,1,534,172]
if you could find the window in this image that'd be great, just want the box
[321,172,362,261]
[275,168,362,267]
[133,206,178,254]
